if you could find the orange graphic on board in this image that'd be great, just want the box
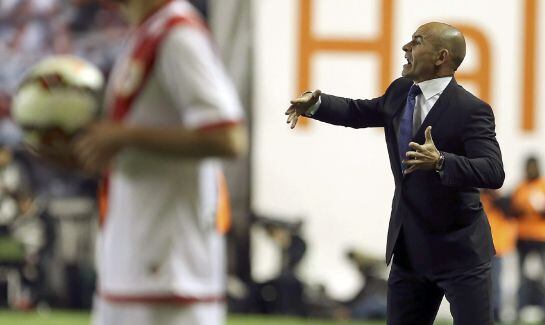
[522,0,537,132]
[296,0,393,127]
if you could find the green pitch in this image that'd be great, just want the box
[0,310,527,325]
[0,311,406,325]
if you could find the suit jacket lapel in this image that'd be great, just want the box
[411,78,457,143]
[391,88,411,181]
[392,97,406,134]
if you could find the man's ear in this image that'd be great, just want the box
[435,49,449,66]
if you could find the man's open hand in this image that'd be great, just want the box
[285,89,321,129]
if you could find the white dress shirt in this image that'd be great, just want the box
[412,77,452,133]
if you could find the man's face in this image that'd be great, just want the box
[402,25,440,82]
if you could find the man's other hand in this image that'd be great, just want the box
[403,126,441,174]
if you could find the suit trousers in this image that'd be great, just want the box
[386,261,493,325]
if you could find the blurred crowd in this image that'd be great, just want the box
[0,0,124,310]
[0,0,126,125]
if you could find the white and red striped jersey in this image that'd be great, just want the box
[97,0,243,303]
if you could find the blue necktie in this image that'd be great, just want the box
[398,84,422,168]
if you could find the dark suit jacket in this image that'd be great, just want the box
[312,77,505,273]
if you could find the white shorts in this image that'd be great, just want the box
[91,296,226,325]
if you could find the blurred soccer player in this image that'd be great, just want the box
[73,1,246,324]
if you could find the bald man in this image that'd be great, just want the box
[285,22,504,324]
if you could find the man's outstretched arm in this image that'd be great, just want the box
[285,90,386,129]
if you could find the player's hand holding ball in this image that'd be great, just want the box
[73,120,129,174]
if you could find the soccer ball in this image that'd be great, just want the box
[11,55,104,151]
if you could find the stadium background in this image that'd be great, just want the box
[0,0,544,323]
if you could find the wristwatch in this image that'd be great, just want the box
[435,152,445,171]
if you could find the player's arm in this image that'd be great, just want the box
[74,25,247,173]
[113,122,246,158]
[149,23,247,157]
[73,120,246,173]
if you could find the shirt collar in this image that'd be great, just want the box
[415,77,452,101]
